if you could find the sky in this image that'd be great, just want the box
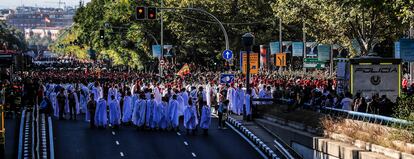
[0,0,91,9]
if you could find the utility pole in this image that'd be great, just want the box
[410,20,413,84]
[279,17,282,72]
[303,22,306,72]
[160,0,164,77]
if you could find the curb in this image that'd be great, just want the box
[227,117,280,159]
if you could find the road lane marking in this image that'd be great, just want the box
[177,132,181,136]
[184,141,188,146]
[112,131,115,135]
[120,152,124,157]
[191,152,196,157]
[116,141,120,145]
[226,122,269,159]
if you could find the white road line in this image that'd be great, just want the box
[184,141,188,146]
[116,141,120,145]
[120,152,124,157]
[226,122,269,159]
[191,152,196,157]
[177,132,181,136]
[112,131,115,135]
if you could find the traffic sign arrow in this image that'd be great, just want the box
[222,50,233,60]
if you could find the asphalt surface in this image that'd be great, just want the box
[53,114,262,159]
[5,117,19,159]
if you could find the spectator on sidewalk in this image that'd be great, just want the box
[340,92,353,111]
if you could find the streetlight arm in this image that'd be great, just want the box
[159,7,229,50]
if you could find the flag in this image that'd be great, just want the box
[177,63,190,77]
[44,17,51,23]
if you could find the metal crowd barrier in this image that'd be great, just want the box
[320,107,412,127]
[18,105,54,159]
[252,97,413,127]
[17,109,25,159]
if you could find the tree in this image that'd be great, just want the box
[271,0,408,56]
[163,0,279,65]
[0,21,26,50]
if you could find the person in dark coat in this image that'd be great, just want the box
[87,94,97,128]
[57,88,66,120]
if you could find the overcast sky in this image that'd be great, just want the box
[0,0,91,9]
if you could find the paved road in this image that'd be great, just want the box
[5,118,18,159]
[53,115,262,159]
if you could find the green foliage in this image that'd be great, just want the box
[271,0,409,56]
[51,0,413,68]
[394,95,414,132]
[0,21,26,50]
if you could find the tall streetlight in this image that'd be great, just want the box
[242,33,255,92]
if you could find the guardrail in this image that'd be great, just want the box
[48,117,54,159]
[17,109,26,159]
[320,106,413,127]
[251,98,303,159]
[252,98,413,127]
[18,105,54,159]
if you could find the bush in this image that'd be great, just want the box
[394,95,414,132]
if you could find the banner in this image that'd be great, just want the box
[241,52,259,75]
[260,45,267,69]
[269,42,280,55]
[395,39,414,61]
[152,45,161,58]
[163,45,173,57]
[282,41,292,54]
[292,42,303,57]
[318,44,331,61]
[306,42,318,57]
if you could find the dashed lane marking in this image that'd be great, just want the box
[116,141,120,145]
[177,132,181,136]
[184,141,188,146]
[112,131,115,135]
[191,152,196,158]
[120,152,124,157]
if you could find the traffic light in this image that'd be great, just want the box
[147,7,157,20]
[99,29,104,39]
[136,6,146,20]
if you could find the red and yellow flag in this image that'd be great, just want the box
[177,63,190,77]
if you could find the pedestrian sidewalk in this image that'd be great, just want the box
[227,114,302,159]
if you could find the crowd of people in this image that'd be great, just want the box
[0,63,401,133]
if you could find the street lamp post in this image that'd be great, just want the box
[242,33,255,92]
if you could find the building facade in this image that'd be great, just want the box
[24,27,62,41]
[5,6,75,31]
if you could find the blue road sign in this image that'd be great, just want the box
[222,50,233,60]
[220,74,235,84]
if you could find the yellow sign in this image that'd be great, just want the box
[276,53,286,67]
[242,53,259,75]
